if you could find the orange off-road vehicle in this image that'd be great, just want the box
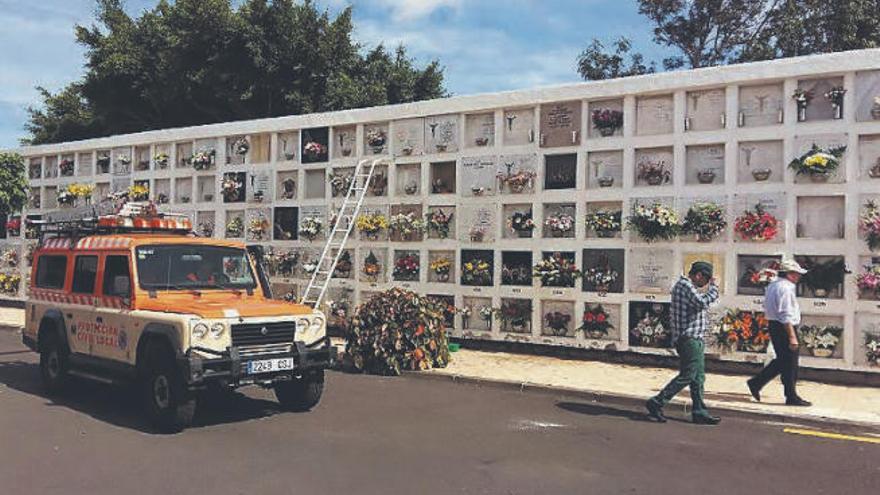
[21,203,335,432]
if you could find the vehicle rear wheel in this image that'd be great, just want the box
[39,332,69,394]
[274,370,324,411]
[142,343,196,433]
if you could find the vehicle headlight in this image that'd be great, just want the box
[192,322,209,339]
[295,315,325,345]
[210,322,226,339]
[296,318,311,333]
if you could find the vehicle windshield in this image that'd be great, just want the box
[135,244,257,291]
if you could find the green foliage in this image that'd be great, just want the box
[24,0,446,144]
[0,153,28,216]
[577,37,655,81]
[345,288,450,376]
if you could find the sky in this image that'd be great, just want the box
[0,0,664,149]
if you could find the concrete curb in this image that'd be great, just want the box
[404,371,880,434]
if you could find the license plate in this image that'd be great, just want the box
[246,357,295,374]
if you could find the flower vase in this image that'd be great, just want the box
[869,164,880,179]
[595,284,609,296]
[597,176,614,188]
[435,144,448,153]
[341,148,352,157]
[813,288,828,298]
[811,347,834,358]
[436,272,449,283]
[646,174,664,186]
[696,170,716,184]
[587,330,606,340]
[551,230,564,238]
[872,105,880,120]
[797,106,807,122]
[598,127,615,137]
[509,183,525,193]
[751,169,772,181]
[833,104,843,120]
[596,230,615,239]
[371,145,384,155]
[809,172,831,183]
[697,233,714,243]
[516,229,531,238]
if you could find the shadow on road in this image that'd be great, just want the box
[555,401,690,424]
[0,358,288,434]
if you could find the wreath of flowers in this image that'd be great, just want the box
[859,200,880,251]
[389,212,426,239]
[532,252,581,288]
[190,148,215,170]
[591,109,623,133]
[426,209,453,238]
[392,253,420,281]
[225,216,244,237]
[584,209,622,237]
[579,304,613,338]
[356,213,389,236]
[232,137,250,156]
[298,217,324,241]
[626,203,680,242]
[507,211,535,233]
[856,262,880,299]
[681,202,727,242]
[304,141,327,158]
[0,273,21,296]
[461,259,492,286]
[788,144,846,177]
[329,170,354,197]
[715,310,771,352]
[734,204,779,242]
[544,212,575,235]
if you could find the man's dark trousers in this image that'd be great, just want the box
[749,320,800,399]
[649,336,709,417]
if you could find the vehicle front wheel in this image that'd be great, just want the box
[142,344,196,433]
[39,332,69,394]
[274,370,324,411]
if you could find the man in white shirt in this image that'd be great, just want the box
[747,259,811,406]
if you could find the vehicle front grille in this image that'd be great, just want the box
[231,321,296,347]
[238,343,292,359]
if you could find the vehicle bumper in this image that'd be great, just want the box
[180,338,337,388]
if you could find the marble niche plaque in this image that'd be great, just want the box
[797,196,845,240]
[395,163,421,196]
[226,135,247,166]
[628,247,675,294]
[738,140,783,184]
[733,193,786,244]
[855,70,880,122]
[462,296,494,333]
[634,147,674,187]
[797,77,844,121]
[540,101,582,148]
[635,95,674,136]
[304,169,326,199]
[502,107,535,146]
[425,115,459,154]
[393,117,426,157]
[793,133,848,184]
[460,205,496,243]
[587,150,624,190]
[247,169,271,204]
[686,88,726,131]
[857,134,880,179]
[333,126,357,159]
[277,131,299,162]
[276,171,298,201]
[249,133,271,164]
[465,112,495,149]
[685,144,725,185]
[77,152,93,176]
[738,83,784,127]
[587,99,623,139]
[498,154,538,194]
[461,155,497,197]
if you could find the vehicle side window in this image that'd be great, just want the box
[102,255,131,298]
[71,256,98,294]
[35,255,67,289]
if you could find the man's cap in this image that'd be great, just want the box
[689,261,713,277]
[778,258,808,274]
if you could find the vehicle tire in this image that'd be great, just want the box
[274,370,325,411]
[142,343,196,433]
[39,331,69,394]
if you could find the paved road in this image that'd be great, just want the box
[0,331,878,495]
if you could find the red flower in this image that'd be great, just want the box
[596,313,606,323]
[584,312,595,322]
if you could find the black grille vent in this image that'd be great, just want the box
[231,321,296,347]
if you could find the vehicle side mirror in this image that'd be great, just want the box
[113,275,131,298]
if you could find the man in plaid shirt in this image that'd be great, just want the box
[646,261,721,425]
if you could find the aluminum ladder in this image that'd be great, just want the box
[301,158,383,308]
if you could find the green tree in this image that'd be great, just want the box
[577,38,656,81]
[24,0,446,144]
[0,153,28,217]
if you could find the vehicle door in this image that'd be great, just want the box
[67,254,100,355]
[92,253,136,364]
[33,253,84,354]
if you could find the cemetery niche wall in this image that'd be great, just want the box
[10,50,880,375]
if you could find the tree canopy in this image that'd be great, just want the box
[0,153,28,216]
[578,0,880,81]
[24,0,447,144]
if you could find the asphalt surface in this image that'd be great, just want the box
[0,331,878,495]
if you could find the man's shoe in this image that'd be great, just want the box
[785,397,812,407]
[645,400,667,423]
[692,414,721,425]
[747,379,761,402]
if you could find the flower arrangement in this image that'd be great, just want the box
[369,172,388,196]
[225,216,244,237]
[5,217,20,237]
[0,273,21,296]
[501,262,531,286]
[392,253,420,281]
[198,221,214,237]
[824,86,846,112]
[715,310,771,352]
[269,250,299,277]
[356,213,388,239]
[681,202,727,242]
[856,262,880,299]
[584,209,622,238]
[25,222,39,240]
[637,159,671,186]
[362,251,382,281]
[334,251,353,278]
[734,204,779,242]
[788,144,846,180]
[345,288,450,375]
[298,217,323,241]
[583,261,619,294]
[544,311,572,336]
[591,109,623,136]
[629,306,671,348]
[117,154,131,165]
[426,209,453,239]
[59,158,75,176]
[25,244,36,266]
[154,152,169,169]
[792,88,813,111]
[430,257,452,282]
[156,193,169,204]
[326,299,352,333]
[579,304,613,339]
[626,203,680,242]
[859,200,880,251]
[544,212,575,237]
[507,211,535,236]
[478,305,494,328]
[747,265,779,288]
[189,148,215,170]
[865,334,880,366]
[532,252,581,288]
[29,162,41,179]
[97,154,111,173]
[799,256,848,298]
[367,129,387,152]
[64,183,94,201]
[222,174,244,202]
[494,299,531,332]
[1,249,18,268]
[248,217,269,241]
[799,325,843,358]
[329,170,353,197]
[303,141,327,159]
[232,137,250,156]
[128,183,149,201]
[462,259,492,286]
[389,212,426,241]
[497,163,536,193]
